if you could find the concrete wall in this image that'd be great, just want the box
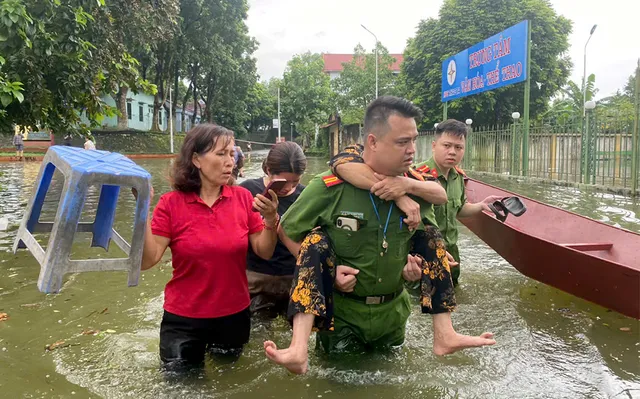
[0,130,184,154]
[53,131,185,154]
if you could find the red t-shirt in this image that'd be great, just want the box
[151,186,264,318]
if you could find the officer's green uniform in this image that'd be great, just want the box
[415,158,467,285]
[281,171,437,351]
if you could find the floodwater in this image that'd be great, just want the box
[0,148,639,399]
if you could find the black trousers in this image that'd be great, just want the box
[159,308,250,371]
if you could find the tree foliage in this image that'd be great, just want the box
[0,0,162,134]
[597,69,638,126]
[542,67,638,127]
[400,0,573,127]
[104,0,179,129]
[0,0,258,136]
[279,52,333,139]
[332,43,398,125]
[170,0,257,135]
[541,74,596,123]
[245,81,276,134]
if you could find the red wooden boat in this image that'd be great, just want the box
[460,178,640,320]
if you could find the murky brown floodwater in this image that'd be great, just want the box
[0,143,638,398]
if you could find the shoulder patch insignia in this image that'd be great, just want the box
[416,164,438,178]
[455,166,466,176]
[406,168,425,181]
[322,174,344,187]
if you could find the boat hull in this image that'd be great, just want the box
[460,178,640,320]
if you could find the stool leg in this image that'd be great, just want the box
[126,181,150,286]
[15,163,57,250]
[38,174,87,293]
[92,184,120,250]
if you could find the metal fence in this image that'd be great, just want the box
[417,116,640,194]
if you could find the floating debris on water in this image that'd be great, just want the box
[45,340,67,351]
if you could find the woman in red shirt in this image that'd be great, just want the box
[140,124,279,371]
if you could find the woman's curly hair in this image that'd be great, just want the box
[170,124,234,193]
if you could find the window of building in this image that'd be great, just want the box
[126,102,132,120]
[138,104,144,122]
[158,110,163,126]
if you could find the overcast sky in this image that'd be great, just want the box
[247,0,640,99]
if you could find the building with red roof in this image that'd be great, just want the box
[322,53,404,80]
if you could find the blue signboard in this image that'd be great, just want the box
[441,20,529,102]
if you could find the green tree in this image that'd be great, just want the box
[280,52,333,142]
[562,74,597,110]
[199,0,257,135]
[0,0,157,134]
[332,43,398,125]
[623,69,637,99]
[597,69,638,126]
[245,81,275,134]
[104,0,179,129]
[400,0,573,127]
[540,74,596,123]
[172,0,257,135]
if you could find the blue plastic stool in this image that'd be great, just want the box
[12,146,152,293]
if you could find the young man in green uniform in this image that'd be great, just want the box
[330,119,501,285]
[263,97,496,374]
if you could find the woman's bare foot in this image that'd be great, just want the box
[433,332,496,356]
[264,340,309,374]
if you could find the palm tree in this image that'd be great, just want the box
[541,74,597,124]
[562,73,597,110]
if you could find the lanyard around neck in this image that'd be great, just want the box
[369,192,393,240]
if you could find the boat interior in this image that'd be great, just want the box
[463,179,640,268]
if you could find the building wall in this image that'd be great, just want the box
[175,110,201,132]
[80,91,169,131]
[124,92,167,131]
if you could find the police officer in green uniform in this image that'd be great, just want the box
[330,119,501,286]
[417,120,501,285]
[263,97,496,375]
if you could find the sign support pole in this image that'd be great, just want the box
[632,59,639,195]
[521,21,532,176]
[443,102,448,121]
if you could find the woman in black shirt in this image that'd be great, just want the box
[240,142,307,317]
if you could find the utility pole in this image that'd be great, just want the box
[169,88,174,154]
[632,59,639,194]
[277,87,281,141]
[521,20,532,176]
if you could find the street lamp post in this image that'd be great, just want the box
[361,24,378,99]
[511,112,521,175]
[465,119,473,170]
[582,24,597,117]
